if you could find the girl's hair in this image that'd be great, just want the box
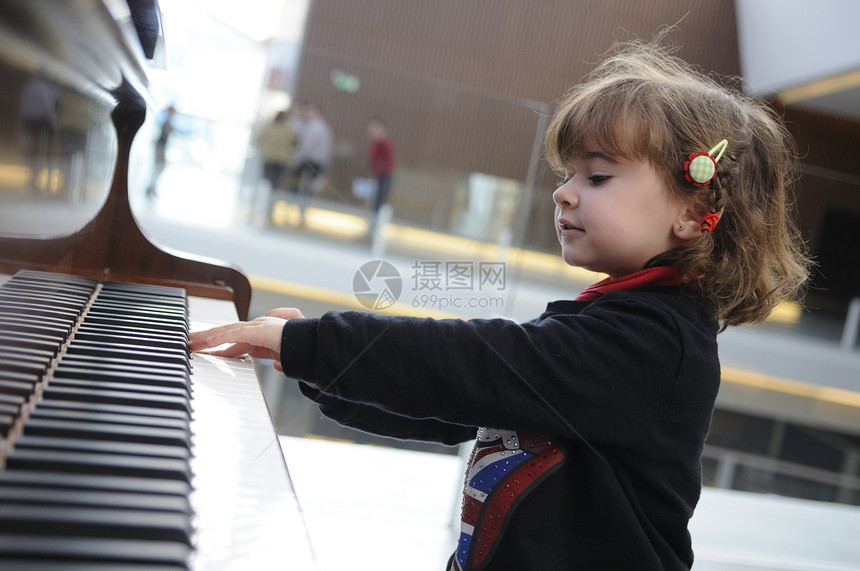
[544,41,811,327]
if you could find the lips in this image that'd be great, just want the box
[558,218,582,236]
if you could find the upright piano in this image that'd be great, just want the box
[0,1,316,568]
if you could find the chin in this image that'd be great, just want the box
[561,252,583,269]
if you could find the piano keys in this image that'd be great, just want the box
[0,270,316,569]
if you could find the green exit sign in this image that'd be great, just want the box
[331,70,360,93]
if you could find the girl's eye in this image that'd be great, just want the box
[588,175,611,186]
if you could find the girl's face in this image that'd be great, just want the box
[552,140,685,279]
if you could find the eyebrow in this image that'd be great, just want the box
[582,150,619,163]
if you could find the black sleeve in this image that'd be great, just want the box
[297,382,477,446]
[280,294,714,445]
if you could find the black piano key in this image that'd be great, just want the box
[0,294,88,312]
[1,275,92,291]
[0,504,193,544]
[0,279,92,296]
[58,353,191,379]
[0,346,56,364]
[0,293,89,310]
[82,312,188,335]
[92,296,186,314]
[41,385,191,413]
[14,434,190,461]
[94,309,188,325]
[0,402,21,435]
[4,282,93,299]
[91,304,187,321]
[33,398,190,424]
[0,377,38,397]
[0,317,70,340]
[0,291,89,312]
[0,413,13,437]
[77,321,189,343]
[0,470,191,497]
[0,485,191,514]
[72,330,189,354]
[0,280,91,298]
[0,535,191,568]
[59,359,191,386]
[0,369,43,384]
[28,406,190,433]
[0,402,19,416]
[4,449,192,481]
[101,280,187,300]
[11,269,97,287]
[99,288,186,301]
[99,283,185,297]
[0,301,81,321]
[65,343,191,372]
[51,366,190,393]
[0,332,64,355]
[89,293,186,310]
[48,376,191,401]
[0,314,74,338]
[69,337,189,355]
[21,417,191,447]
[0,392,26,406]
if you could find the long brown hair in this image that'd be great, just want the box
[544,41,811,327]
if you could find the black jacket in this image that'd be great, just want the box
[280,287,720,570]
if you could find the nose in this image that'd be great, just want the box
[552,178,578,209]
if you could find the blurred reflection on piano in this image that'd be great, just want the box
[146,104,177,199]
[19,75,60,194]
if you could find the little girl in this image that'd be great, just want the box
[190,42,809,570]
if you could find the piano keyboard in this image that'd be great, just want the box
[0,270,316,569]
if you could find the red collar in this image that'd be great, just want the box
[575,266,681,300]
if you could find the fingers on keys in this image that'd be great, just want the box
[189,317,286,356]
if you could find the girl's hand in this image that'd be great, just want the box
[188,307,304,370]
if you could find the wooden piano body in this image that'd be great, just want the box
[0,1,316,568]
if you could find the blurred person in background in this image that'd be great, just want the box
[289,101,332,225]
[365,117,395,236]
[146,105,178,199]
[257,108,297,192]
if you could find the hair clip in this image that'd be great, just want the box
[684,139,728,187]
[701,212,720,232]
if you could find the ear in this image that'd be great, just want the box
[672,201,706,241]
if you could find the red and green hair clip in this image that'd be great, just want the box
[684,139,728,232]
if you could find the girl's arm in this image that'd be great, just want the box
[189,308,477,445]
[190,295,717,446]
[277,297,717,445]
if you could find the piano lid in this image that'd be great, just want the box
[0,0,251,320]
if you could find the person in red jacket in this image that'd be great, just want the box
[366,117,394,235]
